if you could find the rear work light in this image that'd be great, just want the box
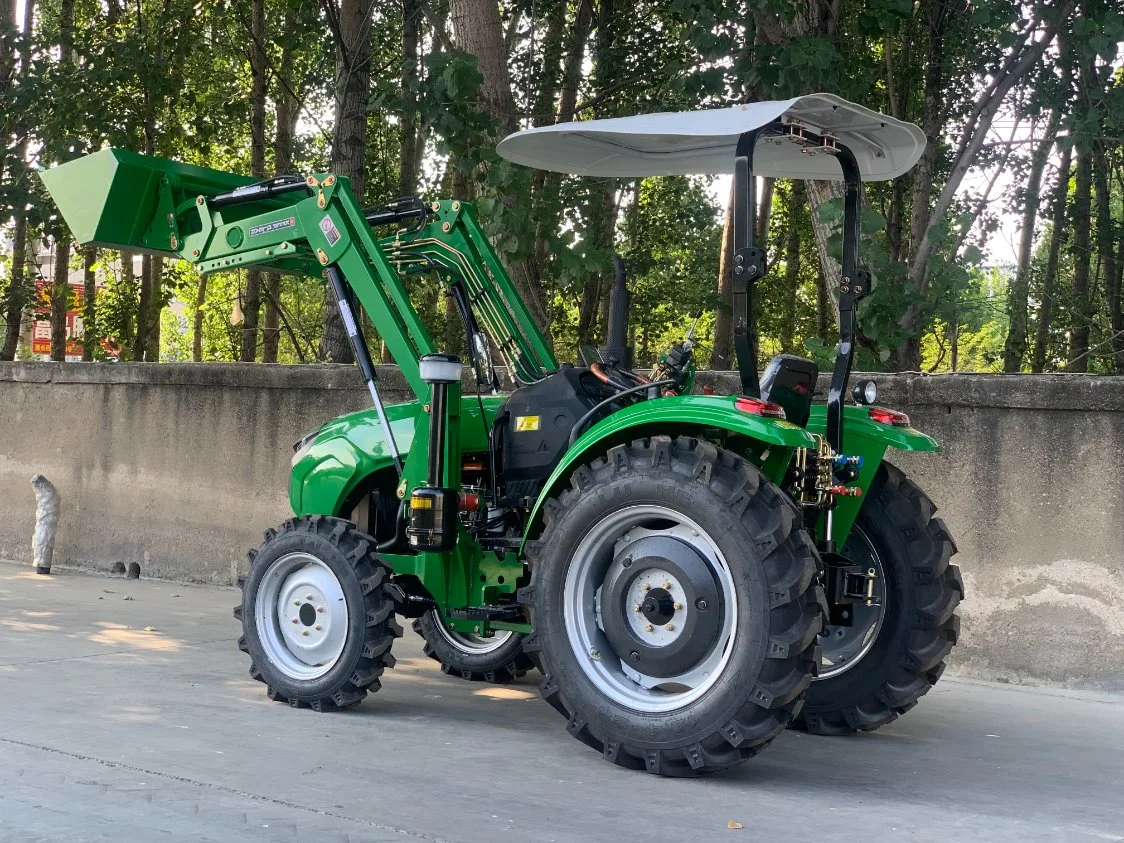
[735,396,787,419]
[868,407,911,427]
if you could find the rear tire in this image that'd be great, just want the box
[413,610,535,683]
[793,463,963,735]
[523,436,824,776]
[235,515,402,711]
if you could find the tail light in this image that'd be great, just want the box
[868,407,911,427]
[735,396,787,420]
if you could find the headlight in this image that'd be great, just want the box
[852,379,878,405]
[291,429,320,467]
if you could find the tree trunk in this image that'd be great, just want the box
[710,185,735,369]
[1112,224,1124,375]
[398,0,422,197]
[1,210,29,361]
[816,263,831,342]
[240,0,267,362]
[192,274,207,362]
[779,183,803,354]
[81,245,96,360]
[1092,141,1119,374]
[756,178,774,243]
[262,34,300,365]
[1003,115,1058,372]
[49,240,70,361]
[132,255,151,360]
[449,0,553,334]
[1065,135,1093,372]
[1031,144,1072,373]
[146,256,161,361]
[322,0,377,364]
[48,0,75,362]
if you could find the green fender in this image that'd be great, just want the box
[805,404,939,544]
[520,393,816,547]
[290,396,504,517]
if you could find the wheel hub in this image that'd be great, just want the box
[564,507,737,713]
[255,553,350,681]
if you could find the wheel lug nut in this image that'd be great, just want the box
[633,604,642,612]
[305,594,313,600]
[317,607,324,613]
[662,581,672,590]
[666,623,674,631]
[641,583,650,592]
[645,624,654,633]
[695,598,708,611]
[293,600,301,606]
[629,651,640,663]
[291,618,298,624]
[673,602,682,611]
[314,624,322,631]
[301,630,309,636]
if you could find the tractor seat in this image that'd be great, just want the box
[759,355,819,428]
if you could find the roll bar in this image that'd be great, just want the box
[733,122,868,454]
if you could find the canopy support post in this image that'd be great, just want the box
[731,126,774,397]
[825,145,868,455]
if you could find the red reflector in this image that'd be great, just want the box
[735,397,787,420]
[868,407,911,427]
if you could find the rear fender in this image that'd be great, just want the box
[520,394,816,548]
[805,404,939,545]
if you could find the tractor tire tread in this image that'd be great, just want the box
[235,515,398,712]
[524,435,824,776]
[793,463,962,736]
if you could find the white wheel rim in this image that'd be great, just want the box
[255,553,349,681]
[432,620,515,654]
[563,505,738,714]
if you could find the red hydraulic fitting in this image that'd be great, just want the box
[829,485,863,498]
[458,492,482,512]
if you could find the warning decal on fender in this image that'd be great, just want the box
[514,415,541,432]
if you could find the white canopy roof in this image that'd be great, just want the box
[497,93,925,181]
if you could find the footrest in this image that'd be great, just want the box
[447,604,525,622]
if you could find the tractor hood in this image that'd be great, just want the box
[497,93,924,181]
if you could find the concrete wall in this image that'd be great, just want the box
[2,361,1122,690]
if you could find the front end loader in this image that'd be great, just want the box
[41,92,962,776]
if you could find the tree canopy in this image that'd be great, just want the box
[0,0,1121,374]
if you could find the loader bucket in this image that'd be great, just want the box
[38,148,254,255]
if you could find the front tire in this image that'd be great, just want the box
[235,516,402,711]
[793,463,963,735]
[523,436,824,776]
[413,610,535,683]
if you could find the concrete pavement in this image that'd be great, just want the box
[0,560,1121,843]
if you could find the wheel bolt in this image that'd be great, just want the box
[301,630,309,636]
[314,625,322,631]
[641,583,650,592]
[666,623,674,631]
[633,604,642,612]
[305,594,313,600]
[293,600,301,606]
[662,581,672,590]
[317,607,324,613]
[290,618,298,624]
[673,602,682,611]
[645,624,654,633]
[696,598,708,611]
[629,651,640,663]
[622,556,633,568]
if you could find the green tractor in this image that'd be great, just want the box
[42,92,962,776]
